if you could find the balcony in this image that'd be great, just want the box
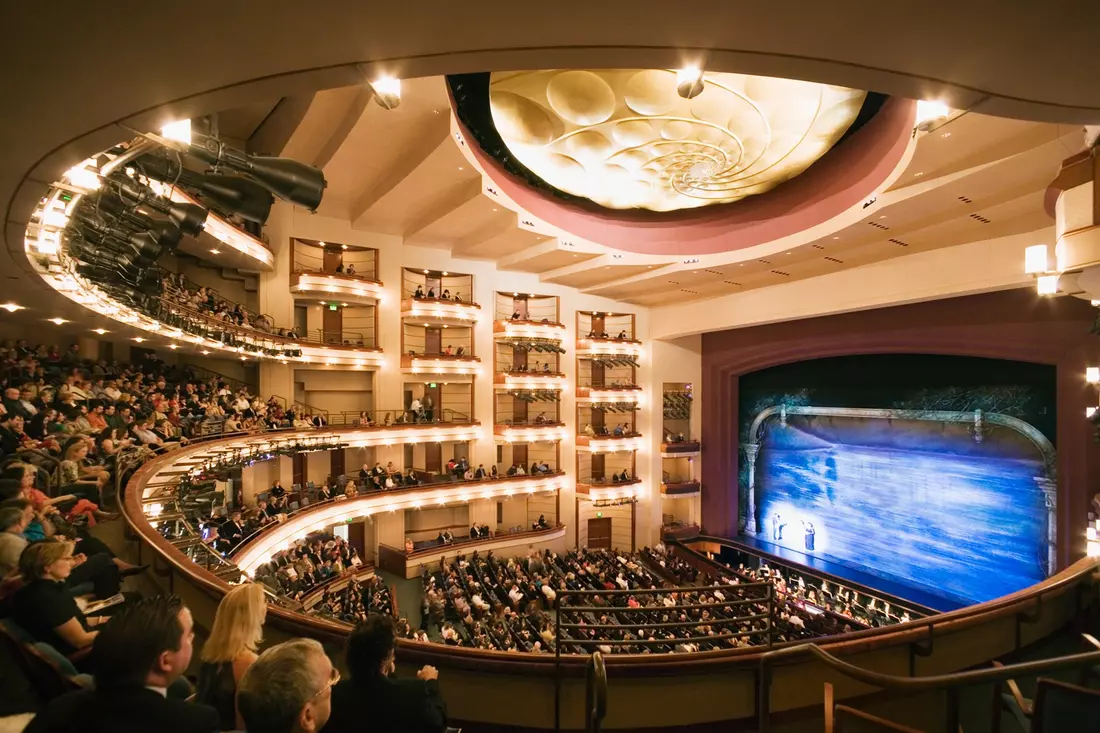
[292,272,385,305]
[576,433,643,453]
[662,480,701,497]
[494,319,566,342]
[576,387,641,405]
[494,371,567,390]
[576,477,642,501]
[576,336,643,359]
[493,422,568,443]
[661,440,701,456]
[401,353,481,376]
[402,297,482,326]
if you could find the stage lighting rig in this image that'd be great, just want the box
[94,193,184,250]
[106,176,209,237]
[134,153,274,224]
[185,131,327,212]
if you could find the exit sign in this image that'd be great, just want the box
[328,304,338,311]
[429,382,437,388]
[596,512,603,518]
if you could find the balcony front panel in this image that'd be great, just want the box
[576,479,643,502]
[292,272,385,304]
[402,297,482,326]
[661,441,702,456]
[576,337,643,358]
[494,319,566,342]
[494,372,567,390]
[401,354,482,376]
[662,480,702,497]
[576,387,641,404]
[576,434,644,453]
[493,423,568,443]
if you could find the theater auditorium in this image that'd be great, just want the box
[1,5,1100,733]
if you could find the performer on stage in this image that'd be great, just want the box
[803,521,816,552]
[771,513,786,541]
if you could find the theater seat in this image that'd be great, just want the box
[0,620,88,716]
[1000,676,1100,733]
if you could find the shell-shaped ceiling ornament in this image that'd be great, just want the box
[489,69,867,212]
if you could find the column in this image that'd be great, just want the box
[1035,477,1057,575]
[743,443,760,534]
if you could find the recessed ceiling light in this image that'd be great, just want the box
[423,269,429,274]
[168,344,179,350]
[240,356,247,361]
[879,215,886,219]
[210,249,220,254]
[341,244,348,250]
[941,132,952,138]
[92,328,108,335]
[133,337,145,343]
[914,172,924,177]
[442,271,448,276]
[458,166,464,171]
[833,236,840,240]
[1,303,24,313]
[48,317,67,325]
[341,302,348,307]
[319,241,326,246]
[201,350,210,355]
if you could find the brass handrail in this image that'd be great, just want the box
[585,652,607,733]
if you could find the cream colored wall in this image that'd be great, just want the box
[264,206,665,553]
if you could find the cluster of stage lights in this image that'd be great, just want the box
[26,118,327,362]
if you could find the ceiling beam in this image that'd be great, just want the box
[313,88,373,169]
[247,95,314,156]
[349,116,450,227]
[451,212,517,254]
[497,238,563,268]
[402,178,482,240]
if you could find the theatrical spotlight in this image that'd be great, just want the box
[188,132,326,211]
[135,154,274,224]
[71,213,165,266]
[95,194,183,250]
[108,177,209,237]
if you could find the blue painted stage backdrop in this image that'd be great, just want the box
[739,355,1055,609]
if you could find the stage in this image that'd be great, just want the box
[733,532,963,613]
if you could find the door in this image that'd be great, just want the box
[425,327,442,355]
[322,306,343,344]
[591,314,606,337]
[587,517,612,549]
[330,449,345,481]
[423,383,441,422]
[292,453,306,489]
[323,248,342,273]
[425,442,442,473]
[591,454,605,482]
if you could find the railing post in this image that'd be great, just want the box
[758,656,772,733]
[944,687,960,733]
[554,593,562,733]
[767,582,775,648]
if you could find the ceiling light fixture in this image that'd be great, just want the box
[371,76,402,110]
[914,100,951,131]
[210,249,220,254]
[341,244,348,250]
[168,344,179,349]
[48,317,67,325]
[93,328,108,335]
[160,118,192,145]
[201,350,210,355]
[1036,275,1059,296]
[133,337,145,343]
[676,65,705,99]
[0,303,24,313]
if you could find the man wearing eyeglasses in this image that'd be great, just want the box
[237,638,336,733]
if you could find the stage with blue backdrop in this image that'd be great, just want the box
[737,354,1056,611]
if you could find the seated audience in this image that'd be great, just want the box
[12,540,102,660]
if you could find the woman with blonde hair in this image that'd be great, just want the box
[195,582,267,730]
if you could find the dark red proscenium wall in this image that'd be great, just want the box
[700,289,1100,570]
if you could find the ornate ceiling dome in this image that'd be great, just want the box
[489,69,867,212]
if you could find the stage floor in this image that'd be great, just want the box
[734,533,964,612]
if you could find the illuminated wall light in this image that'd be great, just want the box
[1087,407,1097,419]
[1088,368,1100,384]
[675,65,705,99]
[372,76,402,109]
[1,303,24,313]
[48,317,67,325]
[1036,275,1059,296]
[93,328,108,335]
[1024,245,1051,275]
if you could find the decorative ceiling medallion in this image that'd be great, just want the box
[489,70,866,212]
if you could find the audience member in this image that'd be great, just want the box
[324,614,447,733]
[195,582,268,730]
[237,638,335,733]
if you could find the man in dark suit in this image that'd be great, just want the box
[220,510,246,548]
[323,614,447,733]
[25,594,219,733]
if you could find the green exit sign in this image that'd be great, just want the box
[429,382,437,388]
[328,304,338,311]
[596,512,603,518]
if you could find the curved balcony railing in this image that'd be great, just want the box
[291,271,385,303]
